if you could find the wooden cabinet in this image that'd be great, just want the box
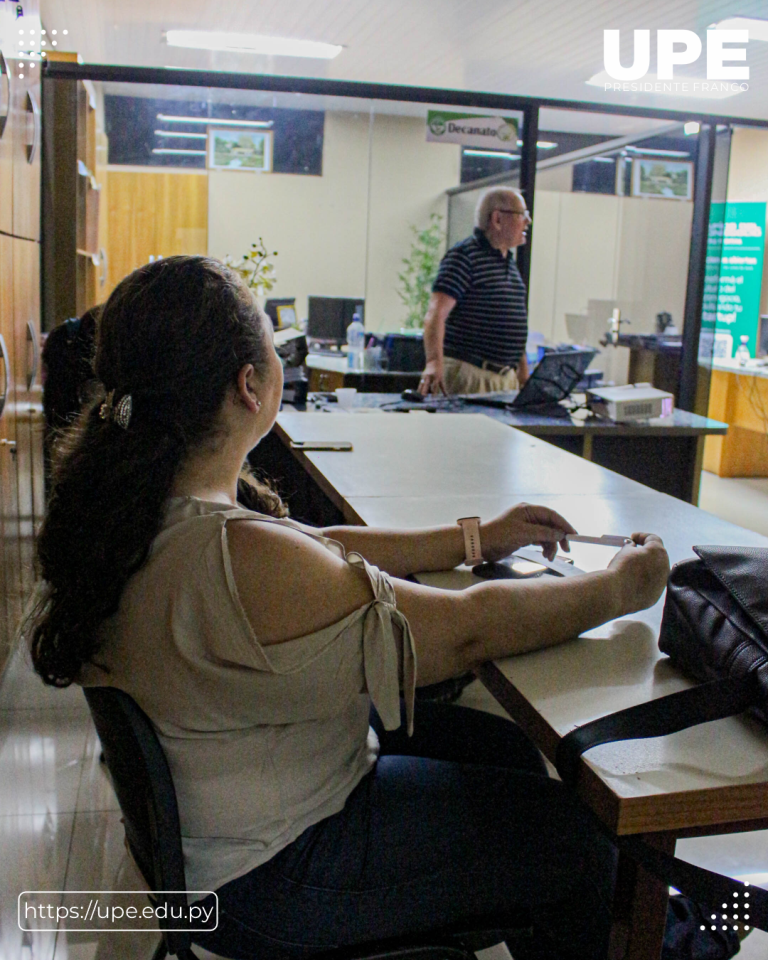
[10,69,41,241]
[0,31,42,674]
[12,239,44,600]
[0,235,23,663]
[42,76,104,327]
[0,51,12,235]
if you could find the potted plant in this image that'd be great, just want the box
[397,213,445,330]
[223,238,278,296]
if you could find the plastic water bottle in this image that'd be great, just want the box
[346,313,365,371]
[735,335,751,366]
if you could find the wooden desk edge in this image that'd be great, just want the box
[272,421,366,526]
[477,661,768,836]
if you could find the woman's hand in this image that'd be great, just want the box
[480,503,577,563]
[608,533,670,615]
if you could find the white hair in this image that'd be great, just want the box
[474,187,524,231]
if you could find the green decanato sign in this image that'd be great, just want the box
[702,201,766,359]
[426,111,518,149]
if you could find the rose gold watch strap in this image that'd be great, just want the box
[457,516,483,565]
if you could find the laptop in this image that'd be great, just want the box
[459,349,597,411]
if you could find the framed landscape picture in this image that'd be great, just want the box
[632,159,693,200]
[209,128,273,172]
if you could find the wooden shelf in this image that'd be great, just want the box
[42,76,106,327]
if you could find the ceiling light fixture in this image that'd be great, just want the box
[152,148,207,156]
[625,147,690,158]
[515,140,558,149]
[165,29,343,59]
[464,149,520,159]
[586,70,744,99]
[684,121,701,135]
[592,157,615,163]
[155,130,208,139]
[713,17,768,41]
[156,114,273,128]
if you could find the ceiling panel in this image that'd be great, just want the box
[24,0,768,122]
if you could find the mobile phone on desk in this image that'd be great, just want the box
[473,558,551,580]
[290,440,353,451]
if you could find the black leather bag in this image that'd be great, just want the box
[555,546,768,933]
[659,546,768,726]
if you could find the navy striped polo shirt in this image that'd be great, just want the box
[433,228,528,369]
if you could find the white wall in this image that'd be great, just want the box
[207,111,370,325]
[365,115,460,332]
[207,110,460,333]
[527,190,692,383]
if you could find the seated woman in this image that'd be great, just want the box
[27,257,735,960]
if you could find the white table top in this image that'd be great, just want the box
[276,411,650,499]
[276,410,768,835]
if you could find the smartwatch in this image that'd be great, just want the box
[457,516,483,566]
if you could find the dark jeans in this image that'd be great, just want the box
[196,702,617,960]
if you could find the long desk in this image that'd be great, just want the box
[273,411,768,960]
[300,394,727,504]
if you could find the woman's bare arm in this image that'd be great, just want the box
[321,503,577,578]
[226,519,669,687]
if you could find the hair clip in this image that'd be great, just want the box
[99,390,115,421]
[113,394,133,430]
[99,390,132,430]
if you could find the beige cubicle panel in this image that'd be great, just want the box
[528,191,692,348]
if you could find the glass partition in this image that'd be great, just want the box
[47,71,740,415]
[519,106,700,392]
[97,83,375,331]
[85,84,528,336]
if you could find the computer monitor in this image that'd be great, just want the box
[264,299,296,329]
[307,297,364,345]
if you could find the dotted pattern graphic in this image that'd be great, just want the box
[700,885,751,933]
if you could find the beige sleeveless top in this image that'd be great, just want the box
[80,497,417,894]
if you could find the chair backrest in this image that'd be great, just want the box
[83,686,194,956]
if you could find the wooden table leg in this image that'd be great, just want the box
[609,832,676,960]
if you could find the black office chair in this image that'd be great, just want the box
[84,686,535,960]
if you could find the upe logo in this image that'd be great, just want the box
[603,29,749,81]
[428,115,447,137]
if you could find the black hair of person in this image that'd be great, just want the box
[29,256,286,687]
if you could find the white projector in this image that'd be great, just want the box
[586,384,675,422]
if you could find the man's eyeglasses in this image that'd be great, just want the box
[497,209,531,222]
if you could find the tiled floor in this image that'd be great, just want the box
[1,636,767,959]
[699,471,768,538]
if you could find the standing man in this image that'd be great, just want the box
[419,186,531,396]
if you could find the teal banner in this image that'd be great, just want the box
[702,201,766,359]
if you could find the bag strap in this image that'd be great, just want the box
[556,676,759,784]
[555,675,768,932]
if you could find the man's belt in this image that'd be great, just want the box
[444,350,517,376]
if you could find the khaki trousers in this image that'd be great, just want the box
[443,357,520,395]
